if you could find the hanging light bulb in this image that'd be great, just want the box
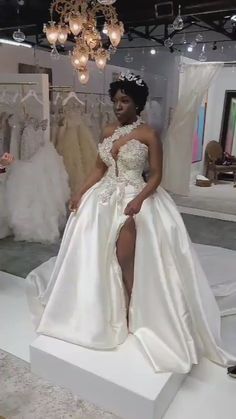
[97,0,117,4]
[196,33,203,42]
[43,22,59,45]
[124,52,134,63]
[164,37,174,48]
[78,67,90,84]
[57,25,69,46]
[72,45,89,68]
[102,23,108,34]
[173,5,184,31]
[12,28,26,43]
[108,45,117,54]
[182,33,187,44]
[199,44,207,62]
[108,22,124,47]
[50,45,60,60]
[95,48,110,69]
[69,14,84,36]
[190,40,197,48]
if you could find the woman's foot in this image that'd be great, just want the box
[227,366,236,378]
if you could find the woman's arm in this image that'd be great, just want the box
[0,153,14,167]
[124,129,162,216]
[69,125,116,211]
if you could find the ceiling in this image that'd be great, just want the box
[0,0,235,50]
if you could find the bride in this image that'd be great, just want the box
[28,72,236,374]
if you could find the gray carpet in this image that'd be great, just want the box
[182,214,236,250]
[0,350,119,419]
[0,237,59,278]
[1,214,236,278]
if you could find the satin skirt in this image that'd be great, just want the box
[27,181,236,373]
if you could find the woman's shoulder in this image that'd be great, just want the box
[139,123,160,144]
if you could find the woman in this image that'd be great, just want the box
[29,73,236,373]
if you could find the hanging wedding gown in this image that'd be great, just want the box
[55,108,97,195]
[27,118,236,373]
[6,120,70,243]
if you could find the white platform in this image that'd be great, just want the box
[30,335,186,419]
[0,271,36,362]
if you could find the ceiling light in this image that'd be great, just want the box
[12,28,26,43]
[199,43,207,61]
[231,15,236,22]
[150,48,156,55]
[173,4,184,31]
[102,24,108,34]
[44,0,124,84]
[0,38,32,48]
[187,45,193,52]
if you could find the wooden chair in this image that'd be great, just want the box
[205,140,236,186]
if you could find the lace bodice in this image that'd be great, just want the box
[98,136,148,203]
[21,124,44,161]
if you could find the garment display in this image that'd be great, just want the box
[0,112,11,155]
[52,106,97,194]
[6,120,70,243]
[27,117,236,374]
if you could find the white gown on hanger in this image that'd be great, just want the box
[6,121,70,243]
[27,118,236,373]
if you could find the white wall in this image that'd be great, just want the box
[109,48,180,134]
[204,67,236,146]
[0,44,163,97]
[189,66,236,181]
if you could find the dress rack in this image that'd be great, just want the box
[49,86,109,96]
[0,82,38,86]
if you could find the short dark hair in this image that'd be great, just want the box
[109,75,149,115]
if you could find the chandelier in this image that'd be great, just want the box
[43,0,124,84]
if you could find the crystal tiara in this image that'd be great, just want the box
[118,72,145,87]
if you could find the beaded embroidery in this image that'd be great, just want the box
[98,118,148,205]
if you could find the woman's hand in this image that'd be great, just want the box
[0,153,14,166]
[69,193,82,213]
[124,197,143,216]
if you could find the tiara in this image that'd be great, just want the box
[118,72,145,87]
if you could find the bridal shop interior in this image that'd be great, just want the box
[1,0,236,418]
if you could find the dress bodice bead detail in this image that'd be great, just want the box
[98,137,148,204]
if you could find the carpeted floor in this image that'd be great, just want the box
[0,349,119,419]
[172,182,236,215]
[1,214,236,278]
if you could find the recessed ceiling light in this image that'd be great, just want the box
[150,48,156,55]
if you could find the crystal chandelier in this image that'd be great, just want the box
[43,0,124,84]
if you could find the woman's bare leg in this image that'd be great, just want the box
[116,217,136,324]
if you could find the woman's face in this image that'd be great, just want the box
[112,89,137,125]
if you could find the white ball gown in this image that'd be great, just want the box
[6,121,70,243]
[27,118,236,373]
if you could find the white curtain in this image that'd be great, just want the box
[162,63,222,196]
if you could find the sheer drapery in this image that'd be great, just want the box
[162,63,222,196]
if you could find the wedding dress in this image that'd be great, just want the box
[27,118,236,373]
[6,120,70,243]
[55,109,97,194]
